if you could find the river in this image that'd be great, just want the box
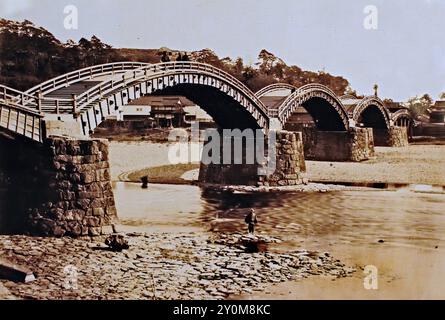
[114,181,445,299]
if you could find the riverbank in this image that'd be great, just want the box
[110,181,445,300]
[307,145,445,185]
[119,163,200,184]
[109,142,445,186]
[3,141,442,300]
[233,243,445,300]
[0,233,354,300]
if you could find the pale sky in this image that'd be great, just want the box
[1,0,444,101]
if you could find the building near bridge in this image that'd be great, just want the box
[123,96,212,127]
[122,104,152,121]
[429,100,445,123]
[384,101,407,113]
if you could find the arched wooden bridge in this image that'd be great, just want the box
[0,62,270,142]
[258,83,411,133]
[0,61,411,143]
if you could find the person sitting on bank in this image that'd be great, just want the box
[245,208,258,234]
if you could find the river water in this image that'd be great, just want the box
[114,182,445,299]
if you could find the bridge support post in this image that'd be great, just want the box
[302,127,375,162]
[372,128,390,146]
[198,130,306,187]
[387,126,409,147]
[373,127,409,147]
[0,135,117,237]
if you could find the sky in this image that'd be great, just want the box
[1,0,444,101]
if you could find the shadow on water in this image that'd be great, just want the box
[313,181,445,193]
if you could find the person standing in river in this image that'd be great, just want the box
[245,209,258,234]
[141,176,149,189]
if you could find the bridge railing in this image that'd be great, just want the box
[297,83,339,98]
[24,62,149,96]
[352,96,389,122]
[256,83,296,98]
[268,109,279,118]
[0,86,44,142]
[72,62,269,117]
[391,108,411,121]
[1,84,74,113]
[277,83,344,121]
[3,62,270,125]
[1,62,149,114]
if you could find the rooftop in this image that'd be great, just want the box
[259,96,287,110]
[128,96,196,107]
[434,100,445,108]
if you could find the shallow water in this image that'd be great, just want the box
[114,182,445,251]
[1,181,443,299]
[114,182,445,299]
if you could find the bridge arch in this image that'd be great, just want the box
[278,84,350,131]
[339,94,359,101]
[31,62,270,135]
[391,109,412,127]
[352,96,391,130]
[256,83,296,98]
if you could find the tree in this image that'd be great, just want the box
[440,92,445,99]
[404,94,433,119]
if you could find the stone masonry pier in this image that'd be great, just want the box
[199,130,306,186]
[0,135,117,237]
[302,127,375,162]
[370,126,409,147]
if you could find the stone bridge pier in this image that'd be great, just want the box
[0,129,307,237]
[199,130,306,186]
[301,127,375,162]
[0,135,117,237]
[373,126,409,147]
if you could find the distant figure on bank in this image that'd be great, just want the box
[245,209,258,234]
[176,52,183,61]
[141,176,149,189]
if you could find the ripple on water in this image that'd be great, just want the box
[113,182,445,251]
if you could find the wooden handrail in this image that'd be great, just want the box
[73,62,269,118]
[277,83,349,125]
[24,62,149,96]
[256,83,297,98]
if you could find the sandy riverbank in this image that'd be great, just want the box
[306,145,445,185]
[233,244,445,300]
[109,142,445,186]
